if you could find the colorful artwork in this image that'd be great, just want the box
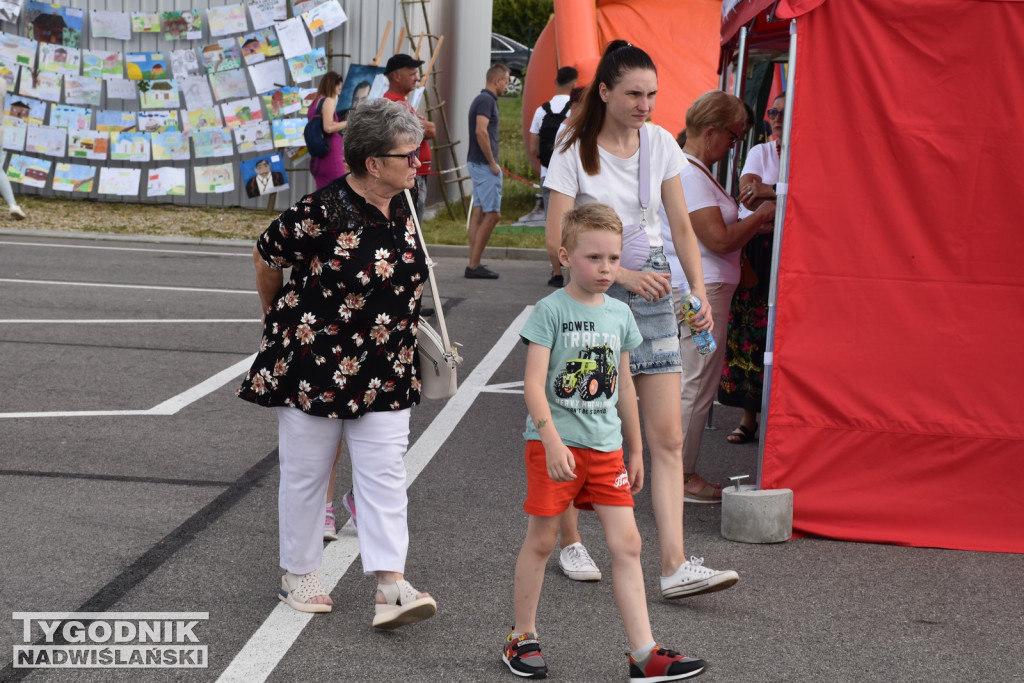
[287,48,327,84]
[182,107,223,135]
[64,75,102,107]
[98,167,142,196]
[271,117,304,148]
[90,10,131,41]
[0,62,15,89]
[68,129,109,160]
[0,32,37,69]
[221,96,262,128]
[2,119,26,150]
[339,64,385,111]
[238,27,281,65]
[162,11,202,41]
[25,124,66,156]
[24,2,83,48]
[170,49,202,79]
[6,94,47,124]
[49,104,91,130]
[139,80,179,109]
[247,0,286,30]
[126,52,169,81]
[137,110,179,133]
[241,153,289,198]
[233,120,273,153]
[147,167,187,197]
[248,58,285,94]
[208,5,249,38]
[38,43,79,75]
[6,153,52,188]
[262,87,302,119]
[110,131,150,161]
[301,0,347,38]
[151,131,190,161]
[179,76,214,110]
[17,67,61,102]
[130,12,161,34]
[82,49,123,80]
[208,69,249,100]
[201,39,243,74]
[53,162,96,192]
[96,110,136,132]
[192,126,234,158]
[193,163,234,193]
[298,87,317,115]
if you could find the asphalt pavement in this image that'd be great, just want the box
[1,230,1020,683]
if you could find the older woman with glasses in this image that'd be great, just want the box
[662,90,776,502]
[719,92,787,446]
[238,99,436,629]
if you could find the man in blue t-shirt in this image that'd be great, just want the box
[465,63,509,280]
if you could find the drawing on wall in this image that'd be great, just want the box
[242,154,289,198]
[18,67,61,102]
[110,131,150,162]
[151,131,190,161]
[287,48,327,84]
[339,64,385,111]
[262,87,302,119]
[193,163,235,193]
[138,110,179,133]
[0,62,15,88]
[170,49,202,79]
[209,69,249,101]
[3,120,27,151]
[25,124,67,157]
[274,16,311,60]
[7,94,47,124]
[270,117,304,148]
[208,5,249,38]
[233,121,273,154]
[39,43,80,75]
[82,49,123,80]
[68,129,109,160]
[130,12,161,34]
[0,33,37,69]
[247,0,286,30]
[105,78,138,100]
[90,10,131,41]
[162,11,202,41]
[201,39,243,74]
[221,96,263,128]
[6,153,52,188]
[238,27,281,65]
[96,110,137,132]
[63,75,102,107]
[148,167,187,197]
[98,167,142,196]
[53,162,97,192]
[24,1,83,47]
[126,53,169,81]
[248,58,285,94]
[192,126,234,158]
[179,76,214,110]
[140,80,180,109]
[50,104,91,130]
[182,107,223,135]
[301,0,347,38]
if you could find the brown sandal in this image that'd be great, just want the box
[684,473,723,504]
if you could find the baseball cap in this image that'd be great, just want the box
[384,53,424,74]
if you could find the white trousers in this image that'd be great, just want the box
[275,407,411,575]
[676,281,737,473]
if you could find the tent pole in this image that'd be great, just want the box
[722,28,748,194]
[756,19,797,489]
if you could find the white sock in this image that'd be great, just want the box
[631,641,657,660]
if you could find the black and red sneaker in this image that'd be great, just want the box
[503,631,548,679]
[629,645,706,681]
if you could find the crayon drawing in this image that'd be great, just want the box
[98,167,142,196]
[53,162,96,192]
[193,163,234,193]
[110,131,150,161]
[68,129,109,160]
[6,153,52,188]
[147,167,187,197]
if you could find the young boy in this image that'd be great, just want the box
[503,203,707,681]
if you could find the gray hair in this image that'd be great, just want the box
[344,98,424,178]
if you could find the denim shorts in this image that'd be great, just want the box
[606,246,682,375]
[468,161,503,213]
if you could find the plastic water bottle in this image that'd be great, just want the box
[680,290,716,356]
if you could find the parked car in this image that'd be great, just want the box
[491,32,531,96]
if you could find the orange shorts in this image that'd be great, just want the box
[523,440,634,517]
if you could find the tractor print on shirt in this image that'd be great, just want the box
[553,345,618,401]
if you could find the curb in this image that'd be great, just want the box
[0,228,551,262]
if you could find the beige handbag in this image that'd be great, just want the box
[404,189,462,399]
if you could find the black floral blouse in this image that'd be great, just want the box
[237,177,427,418]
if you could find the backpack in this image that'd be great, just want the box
[304,97,330,158]
[538,100,571,167]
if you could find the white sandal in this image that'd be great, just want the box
[371,579,436,629]
[279,571,332,614]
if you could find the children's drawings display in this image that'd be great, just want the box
[0,3,354,200]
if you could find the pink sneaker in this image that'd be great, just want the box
[324,503,338,541]
[341,490,357,530]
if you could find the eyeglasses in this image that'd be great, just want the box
[377,149,421,167]
[720,127,742,145]
[767,108,785,119]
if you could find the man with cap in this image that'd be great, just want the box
[383,53,436,219]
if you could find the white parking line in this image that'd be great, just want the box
[0,319,258,324]
[0,239,250,257]
[216,306,533,683]
[0,278,254,295]
[0,355,256,419]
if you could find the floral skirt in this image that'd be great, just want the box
[717,284,768,412]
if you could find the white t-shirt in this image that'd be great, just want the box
[737,141,780,219]
[661,154,741,289]
[544,123,685,249]
[529,93,571,178]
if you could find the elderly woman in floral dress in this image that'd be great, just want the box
[238,99,435,629]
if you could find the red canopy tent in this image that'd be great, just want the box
[732,0,1024,552]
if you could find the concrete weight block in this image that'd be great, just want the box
[721,485,793,544]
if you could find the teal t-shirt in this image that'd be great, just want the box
[520,289,642,451]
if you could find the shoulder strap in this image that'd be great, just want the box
[557,101,571,116]
[685,152,733,203]
[541,102,552,115]
[638,124,650,211]
[403,189,452,351]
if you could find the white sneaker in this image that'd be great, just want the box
[661,556,739,599]
[9,205,26,220]
[558,542,602,581]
